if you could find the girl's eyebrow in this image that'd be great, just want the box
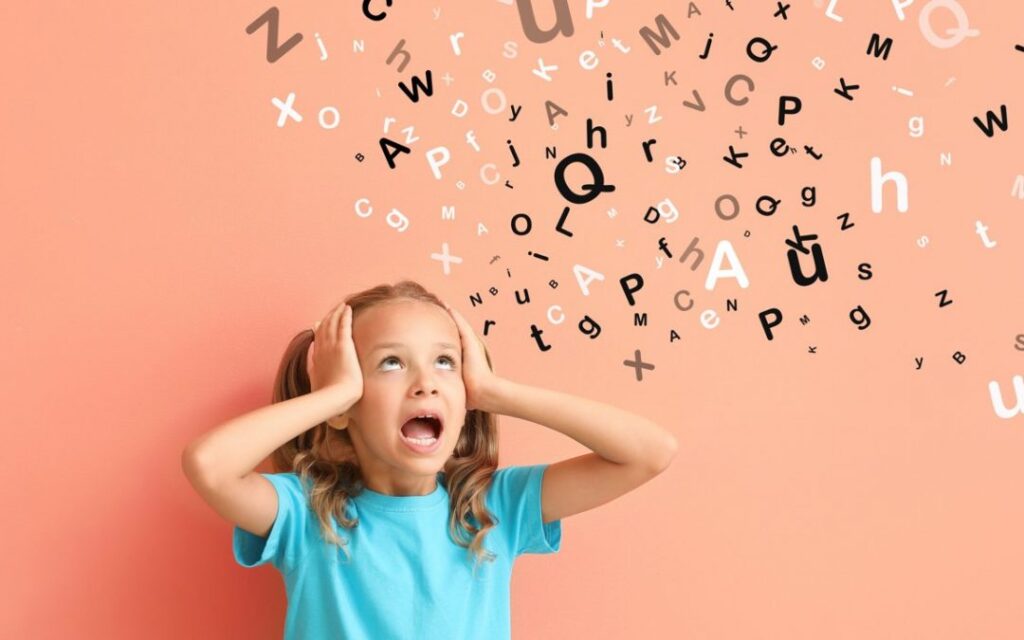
[370,341,459,353]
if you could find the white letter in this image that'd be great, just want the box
[989,375,1024,419]
[481,88,507,114]
[318,106,340,129]
[450,32,464,56]
[909,116,924,138]
[892,0,915,20]
[586,0,610,19]
[386,208,409,232]
[426,146,451,180]
[870,156,909,213]
[480,163,500,185]
[704,240,749,290]
[657,198,679,223]
[573,264,606,296]
[700,309,720,329]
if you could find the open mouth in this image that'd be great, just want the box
[399,414,444,447]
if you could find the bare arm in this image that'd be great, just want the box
[483,378,678,524]
[180,383,359,536]
[442,302,678,524]
[181,383,359,486]
[484,378,676,471]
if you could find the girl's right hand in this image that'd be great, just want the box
[306,303,363,403]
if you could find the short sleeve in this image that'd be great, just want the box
[232,472,310,575]
[488,464,562,557]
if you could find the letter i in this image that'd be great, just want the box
[699,33,713,59]
[605,72,614,101]
[315,32,328,61]
[507,139,520,168]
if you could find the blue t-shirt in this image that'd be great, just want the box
[233,464,562,639]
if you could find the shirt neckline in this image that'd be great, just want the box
[352,472,449,512]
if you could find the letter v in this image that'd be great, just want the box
[682,89,705,112]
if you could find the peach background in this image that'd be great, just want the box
[3,1,1023,638]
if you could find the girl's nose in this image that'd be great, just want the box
[410,370,440,396]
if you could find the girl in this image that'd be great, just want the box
[182,280,677,639]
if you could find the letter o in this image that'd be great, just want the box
[481,88,508,114]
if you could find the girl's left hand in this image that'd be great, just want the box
[443,301,503,413]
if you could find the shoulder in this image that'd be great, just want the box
[485,464,547,510]
[262,470,304,488]
[261,471,312,505]
[483,464,562,556]
[489,464,545,485]
[232,471,318,572]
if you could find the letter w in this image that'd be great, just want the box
[973,105,1009,138]
[399,71,435,103]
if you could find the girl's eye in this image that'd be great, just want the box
[380,356,457,370]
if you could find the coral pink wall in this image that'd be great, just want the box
[4,1,1023,638]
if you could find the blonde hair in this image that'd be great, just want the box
[269,280,499,570]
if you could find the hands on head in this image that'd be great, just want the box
[305,298,503,429]
[307,302,363,429]
[439,301,502,413]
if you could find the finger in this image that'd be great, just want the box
[449,312,471,350]
[314,301,341,340]
[445,304,468,335]
[340,305,354,343]
[453,309,480,346]
[439,301,461,331]
[327,301,346,343]
[448,307,483,356]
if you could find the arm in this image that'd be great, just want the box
[484,378,676,471]
[181,383,359,536]
[442,302,678,525]
[482,378,678,524]
[182,384,359,486]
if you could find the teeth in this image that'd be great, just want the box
[405,435,437,446]
[410,414,441,428]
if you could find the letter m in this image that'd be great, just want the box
[638,14,679,55]
[866,33,893,60]
[633,312,648,327]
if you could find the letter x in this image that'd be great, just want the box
[272,92,303,127]
[623,349,655,381]
[430,242,463,275]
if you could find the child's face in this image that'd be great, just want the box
[345,298,467,495]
